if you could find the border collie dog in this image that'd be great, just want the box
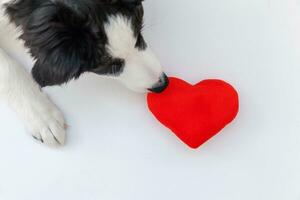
[0,0,168,147]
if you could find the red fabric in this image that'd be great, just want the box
[147,77,239,149]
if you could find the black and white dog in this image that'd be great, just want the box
[0,0,168,147]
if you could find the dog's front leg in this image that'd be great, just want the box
[0,48,66,147]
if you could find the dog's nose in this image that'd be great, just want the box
[148,73,169,93]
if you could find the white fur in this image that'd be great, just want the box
[0,3,66,147]
[0,48,67,146]
[104,15,163,92]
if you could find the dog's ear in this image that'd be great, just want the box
[31,38,96,87]
[6,0,98,87]
[31,2,98,87]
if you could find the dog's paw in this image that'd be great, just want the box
[22,94,67,147]
[0,49,67,147]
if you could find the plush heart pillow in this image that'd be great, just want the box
[147,77,239,149]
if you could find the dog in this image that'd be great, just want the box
[0,0,168,147]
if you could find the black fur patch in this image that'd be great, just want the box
[5,0,145,87]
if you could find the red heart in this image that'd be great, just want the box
[147,77,239,149]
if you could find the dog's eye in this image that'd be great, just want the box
[92,58,124,76]
[108,58,125,76]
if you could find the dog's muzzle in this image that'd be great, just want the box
[148,73,169,93]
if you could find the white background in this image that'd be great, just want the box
[0,0,300,199]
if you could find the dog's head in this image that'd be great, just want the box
[5,0,168,93]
